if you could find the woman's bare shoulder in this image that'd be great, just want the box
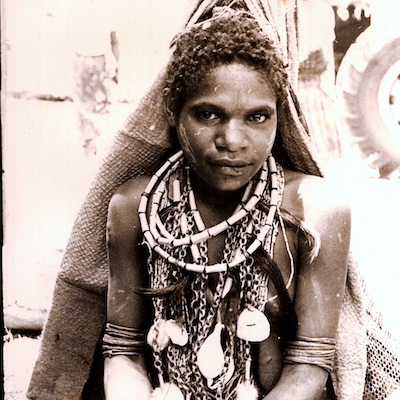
[107,175,151,236]
[109,175,151,212]
[282,169,351,225]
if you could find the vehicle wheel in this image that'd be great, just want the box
[336,28,400,176]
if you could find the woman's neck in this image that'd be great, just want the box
[189,170,246,227]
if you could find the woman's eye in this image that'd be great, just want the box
[248,114,269,123]
[197,111,219,121]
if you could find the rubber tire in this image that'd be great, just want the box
[336,28,400,176]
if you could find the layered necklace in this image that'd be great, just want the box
[139,150,293,400]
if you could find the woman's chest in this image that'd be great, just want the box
[205,226,298,321]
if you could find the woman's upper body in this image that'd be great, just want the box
[103,9,350,400]
[104,165,350,400]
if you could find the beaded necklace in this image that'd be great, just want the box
[139,150,283,273]
[140,150,293,400]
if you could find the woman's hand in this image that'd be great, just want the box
[104,355,152,400]
[261,364,329,400]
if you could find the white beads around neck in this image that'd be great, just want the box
[139,150,282,273]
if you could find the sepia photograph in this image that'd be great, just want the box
[2,0,400,399]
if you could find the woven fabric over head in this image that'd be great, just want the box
[27,1,399,399]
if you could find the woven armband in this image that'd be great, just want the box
[284,336,336,373]
[102,322,147,358]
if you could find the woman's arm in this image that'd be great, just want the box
[264,175,351,399]
[104,177,153,400]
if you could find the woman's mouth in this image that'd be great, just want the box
[210,159,251,175]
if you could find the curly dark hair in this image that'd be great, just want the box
[163,11,290,118]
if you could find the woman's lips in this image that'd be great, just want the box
[209,159,251,175]
[211,158,250,167]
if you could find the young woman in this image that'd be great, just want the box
[103,10,350,400]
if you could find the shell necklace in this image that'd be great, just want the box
[139,150,282,273]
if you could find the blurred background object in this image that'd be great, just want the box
[297,0,341,170]
[334,0,400,178]
[70,0,119,157]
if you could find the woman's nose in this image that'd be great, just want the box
[215,120,249,152]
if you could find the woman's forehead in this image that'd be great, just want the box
[188,62,277,105]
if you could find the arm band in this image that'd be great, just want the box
[284,336,336,373]
[102,322,147,358]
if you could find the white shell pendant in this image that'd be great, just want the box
[165,319,188,346]
[151,383,185,400]
[206,355,235,389]
[197,322,225,379]
[147,319,170,351]
[236,306,270,342]
[147,319,188,350]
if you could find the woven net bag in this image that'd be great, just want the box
[364,295,400,399]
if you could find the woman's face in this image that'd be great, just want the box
[175,62,277,194]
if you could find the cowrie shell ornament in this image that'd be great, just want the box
[165,319,188,346]
[206,356,235,389]
[236,306,270,342]
[147,319,170,350]
[197,322,225,379]
[147,319,188,350]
